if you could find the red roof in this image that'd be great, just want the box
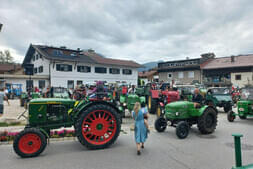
[82,51,142,68]
[202,55,253,69]
[0,64,22,73]
[138,70,157,77]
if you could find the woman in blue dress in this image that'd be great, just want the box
[132,102,148,155]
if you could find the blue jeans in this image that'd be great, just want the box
[0,104,3,114]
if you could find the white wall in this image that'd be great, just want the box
[231,72,253,88]
[30,51,50,76]
[50,62,138,88]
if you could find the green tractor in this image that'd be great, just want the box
[154,101,218,139]
[206,87,233,113]
[227,88,253,122]
[13,98,121,158]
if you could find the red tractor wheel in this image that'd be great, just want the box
[75,103,121,149]
[13,128,47,158]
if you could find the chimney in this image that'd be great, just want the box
[231,56,235,62]
[88,49,95,53]
[60,46,66,49]
[186,57,189,60]
[77,48,80,51]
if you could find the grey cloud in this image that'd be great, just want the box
[0,0,253,63]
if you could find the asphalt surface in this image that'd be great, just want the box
[1,112,253,169]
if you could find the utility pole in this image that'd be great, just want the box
[0,23,3,32]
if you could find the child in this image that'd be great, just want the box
[141,102,150,133]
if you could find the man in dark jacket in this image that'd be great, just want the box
[192,88,203,108]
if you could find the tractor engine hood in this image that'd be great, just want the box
[165,101,194,113]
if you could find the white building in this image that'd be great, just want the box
[22,44,141,89]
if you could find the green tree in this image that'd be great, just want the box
[4,50,13,63]
[0,50,14,63]
[0,51,5,63]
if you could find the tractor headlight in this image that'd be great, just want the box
[239,108,244,112]
[123,103,127,106]
[175,112,179,116]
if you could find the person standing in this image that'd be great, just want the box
[0,89,4,117]
[4,87,10,106]
[132,102,148,155]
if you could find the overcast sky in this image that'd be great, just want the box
[0,0,253,64]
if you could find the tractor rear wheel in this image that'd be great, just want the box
[75,103,121,149]
[197,107,217,134]
[154,117,167,132]
[227,111,236,122]
[148,97,157,114]
[176,121,189,139]
[13,128,47,158]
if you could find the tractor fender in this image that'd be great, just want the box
[199,106,218,116]
[139,96,146,104]
[39,128,50,138]
[74,101,121,119]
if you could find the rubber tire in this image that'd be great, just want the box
[75,103,121,149]
[176,121,189,139]
[239,115,247,120]
[13,128,47,158]
[224,105,232,113]
[227,111,236,122]
[197,107,217,134]
[149,98,157,114]
[156,105,162,117]
[154,117,167,132]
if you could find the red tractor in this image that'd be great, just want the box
[147,83,180,116]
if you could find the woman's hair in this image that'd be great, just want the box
[133,102,141,115]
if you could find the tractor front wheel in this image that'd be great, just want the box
[176,121,189,139]
[13,128,47,158]
[197,107,217,134]
[224,105,232,113]
[75,103,121,149]
[154,117,167,132]
[227,111,236,122]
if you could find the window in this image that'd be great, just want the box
[109,68,120,74]
[67,80,74,89]
[188,71,194,78]
[56,64,72,72]
[178,72,184,78]
[77,80,83,85]
[235,74,241,80]
[26,80,33,90]
[77,66,91,73]
[39,80,45,89]
[122,69,132,75]
[32,55,35,62]
[38,66,43,73]
[95,67,107,73]
[168,73,172,79]
[36,54,38,60]
[34,67,37,74]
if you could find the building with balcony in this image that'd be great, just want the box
[201,55,253,87]
[158,53,215,84]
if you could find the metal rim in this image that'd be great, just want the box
[82,110,117,145]
[18,133,42,154]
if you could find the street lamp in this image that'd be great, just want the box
[0,23,2,32]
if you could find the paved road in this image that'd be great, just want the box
[1,113,253,169]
